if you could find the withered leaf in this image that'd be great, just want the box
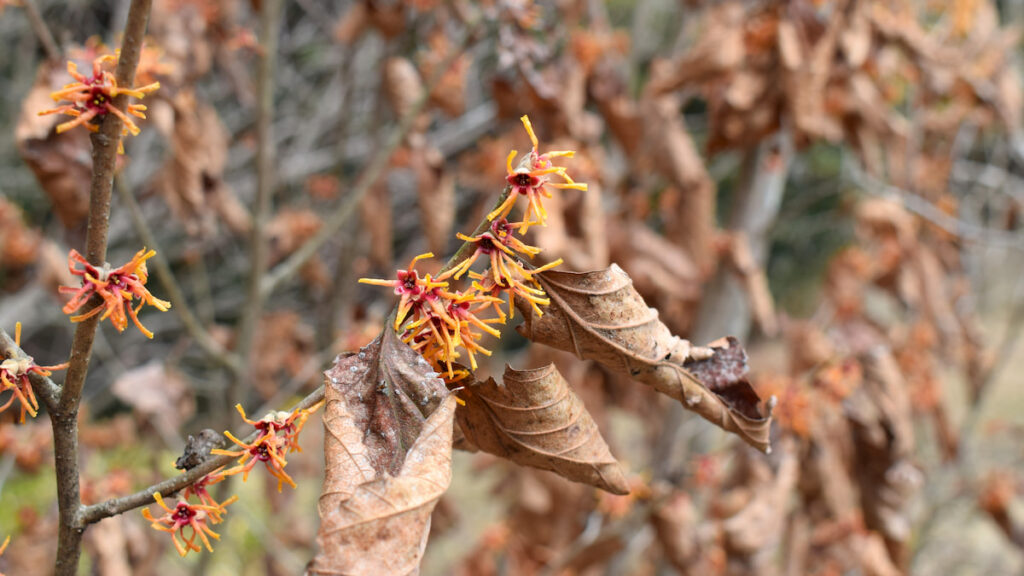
[312,329,452,575]
[516,265,774,452]
[111,361,195,438]
[456,363,629,495]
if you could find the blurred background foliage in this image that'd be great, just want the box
[1,0,1024,574]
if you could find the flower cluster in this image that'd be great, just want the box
[0,323,67,422]
[361,115,582,378]
[212,401,324,492]
[142,489,237,557]
[60,248,172,339]
[38,52,159,144]
[489,115,587,232]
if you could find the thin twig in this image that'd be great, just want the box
[51,2,154,573]
[232,0,282,409]
[114,176,243,374]
[846,158,1024,249]
[259,30,477,298]
[0,329,61,412]
[21,0,60,62]
[79,386,326,525]
[319,44,359,348]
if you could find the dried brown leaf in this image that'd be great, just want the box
[312,329,453,575]
[641,96,717,275]
[456,363,629,495]
[110,361,195,438]
[411,147,454,255]
[152,90,250,236]
[361,179,393,271]
[516,265,773,452]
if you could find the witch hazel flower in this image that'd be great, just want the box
[469,261,560,320]
[361,115,585,382]
[38,53,159,140]
[59,248,171,339]
[0,323,68,422]
[439,217,543,285]
[404,289,505,375]
[211,401,324,492]
[489,115,588,232]
[142,492,238,557]
[358,253,457,330]
[182,472,233,517]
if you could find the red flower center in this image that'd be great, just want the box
[508,172,538,188]
[174,504,196,522]
[252,443,272,462]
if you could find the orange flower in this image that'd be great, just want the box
[469,256,562,319]
[59,248,171,338]
[404,289,505,374]
[488,115,587,232]
[438,218,542,285]
[142,492,237,557]
[0,323,68,421]
[211,402,324,492]
[38,53,159,140]
[359,253,456,331]
[182,472,233,518]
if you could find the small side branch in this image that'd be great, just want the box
[114,177,243,374]
[259,30,477,298]
[232,0,282,408]
[79,385,326,525]
[21,0,60,62]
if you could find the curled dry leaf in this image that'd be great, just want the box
[312,329,453,575]
[455,363,629,495]
[152,90,251,237]
[516,265,774,452]
[0,199,42,288]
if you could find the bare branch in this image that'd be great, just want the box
[114,177,243,375]
[21,0,60,62]
[845,158,1024,250]
[50,1,154,573]
[259,29,478,298]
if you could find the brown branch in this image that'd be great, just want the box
[441,186,512,272]
[114,177,243,374]
[21,0,60,62]
[0,329,61,412]
[259,29,477,298]
[50,1,153,573]
[79,385,327,525]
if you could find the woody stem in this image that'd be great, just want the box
[51,2,153,574]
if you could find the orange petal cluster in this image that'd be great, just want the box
[0,323,67,422]
[142,490,237,557]
[489,115,587,232]
[360,115,583,379]
[38,53,159,142]
[211,401,324,492]
[59,248,172,338]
